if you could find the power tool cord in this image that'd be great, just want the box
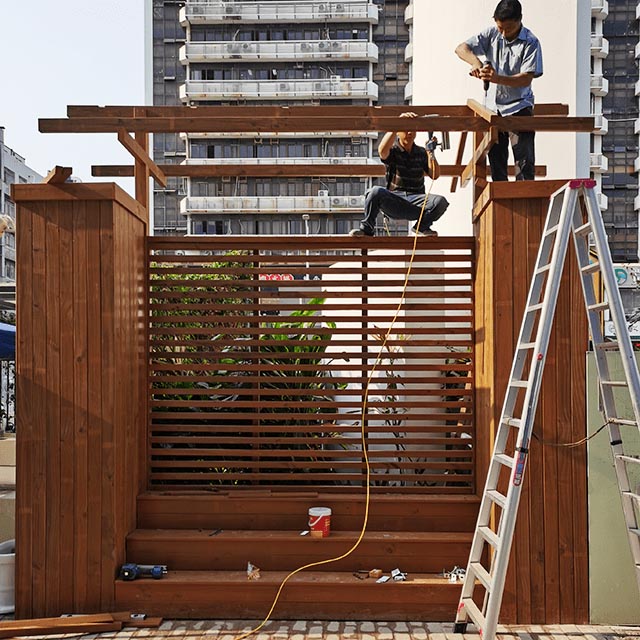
[234,180,436,640]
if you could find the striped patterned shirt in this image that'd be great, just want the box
[383,143,429,194]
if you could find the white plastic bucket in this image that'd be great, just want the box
[0,539,15,614]
[308,507,331,537]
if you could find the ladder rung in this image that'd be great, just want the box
[595,341,619,351]
[460,597,485,630]
[535,264,551,275]
[608,418,638,427]
[622,491,640,504]
[630,528,640,538]
[486,491,507,510]
[470,562,492,590]
[601,380,628,388]
[616,454,640,465]
[519,342,536,350]
[574,222,592,236]
[581,262,600,275]
[478,525,501,547]
[587,302,609,313]
[526,303,544,313]
[544,224,560,237]
[509,380,528,388]
[494,454,514,468]
[504,418,521,428]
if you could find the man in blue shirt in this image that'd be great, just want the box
[455,0,543,181]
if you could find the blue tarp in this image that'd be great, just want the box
[0,323,15,360]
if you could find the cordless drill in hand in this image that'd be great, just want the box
[119,563,167,581]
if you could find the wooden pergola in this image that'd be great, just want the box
[39,101,594,207]
[13,103,594,622]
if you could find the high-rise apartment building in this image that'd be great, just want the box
[597,0,639,263]
[148,0,411,236]
[0,127,42,281]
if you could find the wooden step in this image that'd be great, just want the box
[137,491,480,532]
[115,570,462,620]
[126,529,473,573]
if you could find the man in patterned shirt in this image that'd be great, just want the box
[455,0,543,181]
[349,112,449,237]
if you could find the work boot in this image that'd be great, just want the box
[349,227,374,237]
[411,226,438,237]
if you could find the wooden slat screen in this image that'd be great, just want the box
[147,236,475,493]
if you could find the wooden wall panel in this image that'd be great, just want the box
[473,181,589,624]
[14,183,147,617]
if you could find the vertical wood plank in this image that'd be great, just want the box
[512,201,532,623]
[15,205,34,617]
[72,201,89,611]
[31,205,48,615]
[100,201,116,608]
[85,201,103,611]
[58,201,76,613]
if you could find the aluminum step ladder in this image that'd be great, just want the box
[454,179,640,640]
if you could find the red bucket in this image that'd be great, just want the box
[308,507,331,537]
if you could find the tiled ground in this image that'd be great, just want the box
[49,620,640,640]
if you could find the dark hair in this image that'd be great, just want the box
[493,0,522,20]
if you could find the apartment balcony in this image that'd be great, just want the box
[636,40,640,60]
[593,114,609,135]
[405,42,413,63]
[597,190,608,210]
[180,195,365,215]
[182,130,378,140]
[590,75,608,97]
[590,153,609,173]
[404,2,413,24]
[180,78,378,102]
[179,40,378,64]
[634,156,640,173]
[637,2,640,21]
[183,157,379,167]
[634,193,640,211]
[404,81,413,102]
[590,35,609,58]
[591,0,608,19]
[180,1,379,26]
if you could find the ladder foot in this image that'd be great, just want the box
[454,623,468,634]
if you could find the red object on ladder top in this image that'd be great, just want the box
[569,179,597,189]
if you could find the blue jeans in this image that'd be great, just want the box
[358,186,449,235]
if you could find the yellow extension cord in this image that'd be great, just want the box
[235,180,435,640]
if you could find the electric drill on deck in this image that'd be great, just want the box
[119,563,167,581]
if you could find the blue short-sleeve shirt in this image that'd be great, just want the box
[465,25,543,116]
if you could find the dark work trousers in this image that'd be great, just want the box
[488,106,535,181]
[359,186,449,235]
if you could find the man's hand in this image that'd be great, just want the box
[478,63,496,84]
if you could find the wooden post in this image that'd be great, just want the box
[472,180,589,624]
[13,182,148,617]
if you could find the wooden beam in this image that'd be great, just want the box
[450,132,468,193]
[117,129,167,188]
[67,104,475,118]
[67,103,569,118]
[41,115,489,134]
[91,162,547,179]
[461,127,499,188]
[497,115,594,132]
[466,99,496,123]
[43,166,73,184]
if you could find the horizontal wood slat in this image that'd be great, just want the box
[147,237,475,493]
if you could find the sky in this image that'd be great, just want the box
[0,1,145,188]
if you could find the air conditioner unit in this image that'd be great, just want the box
[330,74,340,82]
[332,41,341,49]
[349,197,359,206]
[279,82,290,90]
[318,42,327,49]
[225,4,236,14]
[336,3,345,10]
[331,197,341,206]
[318,190,329,197]
[318,3,327,10]
[301,42,310,51]
[314,82,324,90]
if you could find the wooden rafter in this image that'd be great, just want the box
[117,129,167,188]
[91,162,547,179]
